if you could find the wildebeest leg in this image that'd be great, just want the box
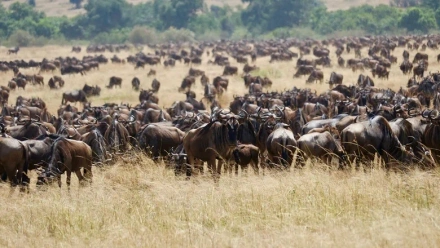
[75,170,85,186]
[83,166,93,183]
[1,172,7,182]
[207,158,218,180]
[66,170,71,189]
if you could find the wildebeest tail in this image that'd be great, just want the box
[281,137,288,167]
[19,141,30,185]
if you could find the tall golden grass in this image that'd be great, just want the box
[0,44,439,247]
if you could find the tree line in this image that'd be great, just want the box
[1,0,439,46]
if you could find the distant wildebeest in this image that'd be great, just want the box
[7,47,19,55]
[107,76,122,89]
[62,90,88,105]
[132,77,140,91]
[223,65,238,76]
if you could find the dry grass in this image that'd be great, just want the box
[1,0,391,17]
[0,43,439,246]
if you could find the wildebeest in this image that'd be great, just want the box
[62,90,88,105]
[81,129,108,164]
[107,76,122,89]
[306,69,324,84]
[0,134,29,189]
[266,123,297,169]
[223,65,238,76]
[341,116,415,167]
[7,47,19,55]
[297,129,343,165]
[228,144,259,175]
[151,78,160,93]
[82,84,101,97]
[178,76,196,92]
[183,110,239,178]
[328,72,343,86]
[71,46,81,53]
[132,77,140,91]
[38,137,93,188]
[104,114,130,153]
[138,123,185,159]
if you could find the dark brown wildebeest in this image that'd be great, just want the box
[413,63,425,79]
[147,69,156,76]
[293,65,314,78]
[213,76,229,90]
[33,74,44,86]
[71,46,81,53]
[104,114,130,153]
[0,124,29,189]
[223,65,238,76]
[81,129,108,164]
[191,57,202,65]
[413,52,428,63]
[39,63,57,74]
[61,65,85,76]
[0,64,10,73]
[189,68,205,77]
[178,76,196,92]
[200,74,209,86]
[13,77,27,90]
[7,47,19,55]
[82,84,101,97]
[8,80,17,90]
[151,78,160,93]
[338,56,345,67]
[313,46,330,58]
[327,72,343,86]
[107,76,122,89]
[306,69,324,84]
[421,110,440,164]
[227,144,259,175]
[183,110,239,179]
[37,137,93,188]
[143,109,172,124]
[243,64,258,73]
[139,89,158,104]
[138,123,185,160]
[403,50,409,60]
[341,115,415,168]
[400,60,413,75]
[62,90,88,105]
[297,129,343,165]
[132,77,140,91]
[6,120,48,141]
[265,122,297,169]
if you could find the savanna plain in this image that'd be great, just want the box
[0,43,439,247]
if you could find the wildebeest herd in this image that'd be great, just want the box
[2,34,440,190]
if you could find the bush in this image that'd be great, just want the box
[195,30,222,41]
[7,30,35,47]
[160,28,195,43]
[128,26,157,44]
[230,27,250,40]
[91,29,129,44]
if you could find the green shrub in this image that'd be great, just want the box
[128,26,157,44]
[7,30,35,47]
[160,28,195,43]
